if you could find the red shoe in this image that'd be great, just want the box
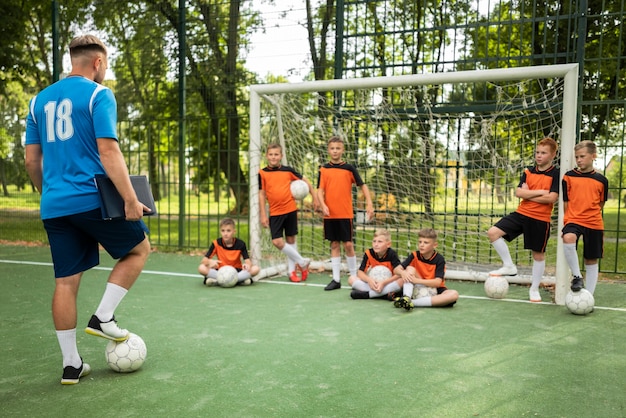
[289,271,301,282]
[298,258,310,281]
[296,264,309,281]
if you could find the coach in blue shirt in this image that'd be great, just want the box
[25,34,151,385]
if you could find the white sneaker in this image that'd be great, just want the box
[529,288,542,302]
[489,265,518,276]
[85,315,129,341]
[204,277,217,287]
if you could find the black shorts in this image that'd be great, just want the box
[269,211,298,240]
[323,218,353,242]
[43,208,148,278]
[562,223,604,260]
[493,211,550,253]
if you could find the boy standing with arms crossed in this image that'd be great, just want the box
[486,137,560,302]
[562,140,608,294]
[318,136,374,290]
[259,143,319,282]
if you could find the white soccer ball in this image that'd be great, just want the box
[484,275,509,299]
[565,289,595,315]
[105,333,147,373]
[216,265,239,288]
[368,265,393,282]
[290,179,309,200]
[413,285,437,299]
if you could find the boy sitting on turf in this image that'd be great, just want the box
[393,228,458,310]
[349,228,411,299]
[198,217,260,286]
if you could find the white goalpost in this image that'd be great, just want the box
[249,64,579,304]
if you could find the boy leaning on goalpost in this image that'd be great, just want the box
[486,137,560,303]
[259,143,320,282]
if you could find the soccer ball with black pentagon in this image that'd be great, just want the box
[105,333,147,373]
[565,289,594,315]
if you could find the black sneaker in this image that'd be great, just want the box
[85,314,129,342]
[61,361,91,385]
[350,290,369,299]
[570,276,584,292]
[324,280,341,291]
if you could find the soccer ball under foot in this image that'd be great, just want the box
[105,333,147,373]
[565,289,594,315]
[484,276,509,299]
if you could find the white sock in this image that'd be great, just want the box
[56,329,81,368]
[413,297,432,307]
[370,282,400,298]
[237,270,252,282]
[346,256,358,277]
[95,283,128,322]
[492,238,514,267]
[403,282,414,297]
[585,263,599,294]
[531,259,545,290]
[563,243,582,277]
[331,257,342,282]
[352,279,370,292]
[207,269,219,279]
[281,244,303,268]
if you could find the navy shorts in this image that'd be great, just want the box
[323,218,353,242]
[269,210,298,240]
[493,211,551,253]
[43,208,149,278]
[562,223,604,260]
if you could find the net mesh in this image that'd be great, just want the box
[254,77,565,278]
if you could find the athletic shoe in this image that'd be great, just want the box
[289,271,301,283]
[386,291,398,301]
[299,259,311,282]
[529,288,542,302]
[204,277,217,286]
[85,315,129,342]
[239,278,252,286]
[489,265,518,276]
[393,296,414,311]
[350,290,370,299]
[393,296,413,311]
[61,361,91,385]
[570,276,584,292]
[324,280,341,291]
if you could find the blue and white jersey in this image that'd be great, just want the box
[25,76,118,219]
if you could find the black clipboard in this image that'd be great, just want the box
[94,175,157,220]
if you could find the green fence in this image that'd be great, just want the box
[1,0,624,275]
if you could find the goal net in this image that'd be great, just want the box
[249,65,579,304]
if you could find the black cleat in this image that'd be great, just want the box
[324,280,342,291]
[570,276,584,292]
